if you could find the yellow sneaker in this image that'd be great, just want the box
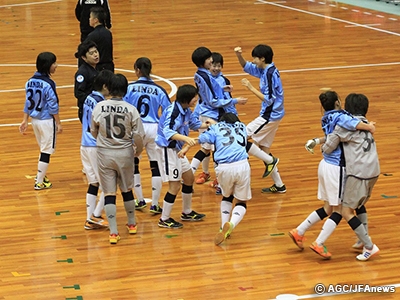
[126,224,137,234]
[34,181,52,190]
[109,233,120,244]
[214,222,234,245]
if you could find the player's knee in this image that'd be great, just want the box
[329,212,342,225]
[181,184,193,194]
[222,195,234,203]
[236,202,247,209]
[134,157,140,174]
[355,205,366,215]
[105,195,116,205]
[87,184,99,196]
[164,192,177,204]
[150,161,161,177]
[39,152,50,163]
[316,207,329,220]
[121,190,134,202]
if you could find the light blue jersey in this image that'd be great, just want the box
[321,109,360,166]
[243,62,284,121]
[124,77,171,123]
[194,68,238,120]
[81,91,105,147]
[199,121,248,164]
[155,102,202,151]
[23,72,59,120]
[214,72,237,115]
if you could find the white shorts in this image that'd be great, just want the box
[198,115,215,151]
[342,176,378,209]
[215,159,252,201]
[142,123,158,161]
[31,118,56,154]
[157,146,191,182]
[246,116,280,149]
[80,146,100,184]
[317,159,346,206]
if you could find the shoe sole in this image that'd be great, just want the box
[157,224,183,229]
[180,216,205,222]
[261,189,286,194]
[309,246,331,259]
[214,222,233,245]
[195,177,211,184]
[288,231,304,250]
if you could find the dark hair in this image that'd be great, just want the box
[211,52,224,67]
[134,57,152,79]
[345,93,369,116]
[90,6,106,26]
[36,52,57,75]
[176,84,197,104]
[92,69,114,92]
[251,44,273,64]
[109,74,128,97]
[219,112,240,123]
[192,47,212,67]
[75,40,98,59]
[319,90,340,111]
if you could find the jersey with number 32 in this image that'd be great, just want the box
[23,72,59,120]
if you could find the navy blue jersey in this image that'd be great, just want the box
[199,121,248,164]
[124,77,171,123]
[23,72,59,120]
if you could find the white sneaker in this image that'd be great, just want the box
[352,240,364,249]
[356,244,379,261]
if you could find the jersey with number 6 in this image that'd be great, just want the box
[124,77,171,123]
[198,121,248,164]
[23,72,59,120]
[91,98,145,149]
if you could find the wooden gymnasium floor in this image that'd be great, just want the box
[0,0,399,299]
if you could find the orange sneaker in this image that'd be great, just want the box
[210,178,219,187]
[310,242,332,259]
[195,172,211,184]
[126,224,137,234]
[288,229,305,250]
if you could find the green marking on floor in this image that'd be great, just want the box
[65,297,83,300]
[63,285,80,290]
[381,194,398,199]
[52,235,67,239]
[55,210,70,216]
[270,233,285,236]
[165,234,178,238]
[57,258,73,263]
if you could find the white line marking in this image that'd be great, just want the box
[256,0,400,37]
[0,0,60,9]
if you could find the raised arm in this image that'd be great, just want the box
[234,47,246,68]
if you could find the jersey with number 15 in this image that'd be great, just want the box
[23,72,59,120]
[124,77,171,123]
[91,98,144,149]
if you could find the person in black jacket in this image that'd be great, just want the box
[75,0,111,42]
[86,7,114,72]
[74,40,99,122]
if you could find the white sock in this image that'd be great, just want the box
[248,143,273,163]
[297,210,322,236]
[36,161,49,183]
[161,201,174,221]
[133,173,144,201]
[86,193,97,220]
[151,177,162,206]
[105,204,117,234]
[191,157,201,173]
[124,200,136,225]
[316,218,338,245]
[271,167,284,187]
[202,156,211,174]
[182,192,192,214]
[230,205,246,228]
[220,201,233,228]
[93,191,105,217]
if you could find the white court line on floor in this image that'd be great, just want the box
[0,0,60,9]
